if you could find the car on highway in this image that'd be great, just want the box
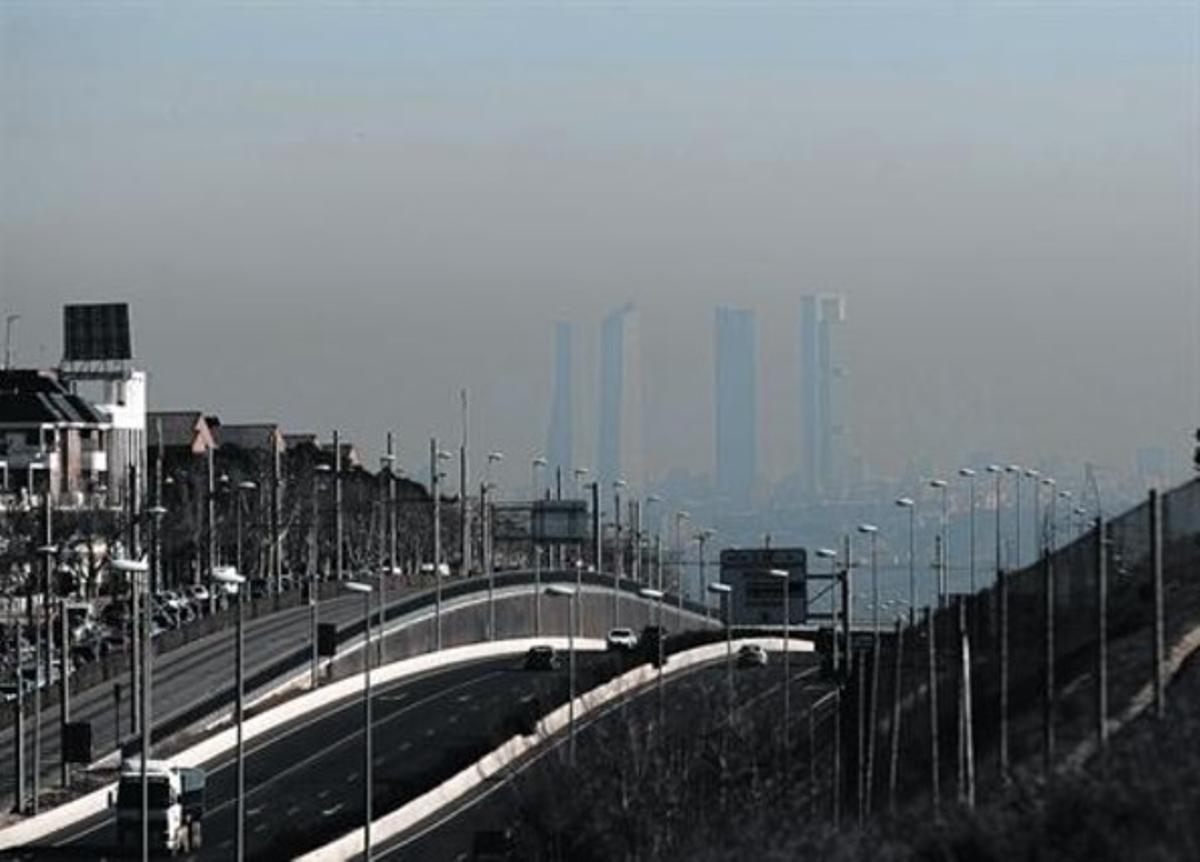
[187,584,211,604]
[736,643,768,668]
[523,645,561,671]
[606,627,638,651]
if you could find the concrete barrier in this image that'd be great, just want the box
[0,637,603,851]
[297,637,813,861]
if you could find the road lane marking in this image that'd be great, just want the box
[322,803,345,817]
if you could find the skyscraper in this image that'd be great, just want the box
[597,302,643,489]
[714,306,757,507]
[545,321,574,486]
[800,294,846,500]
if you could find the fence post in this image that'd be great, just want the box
[1043,545,1055,773]
[926,605,940,813]
[1097,516,1108,748]
[832,685,842,828]
[1150,489,1165,719]
[960,600,975,809]
[865,631,880,817]
[998,567,1009,781]
[888,617,904,815]
[856,649,865,829]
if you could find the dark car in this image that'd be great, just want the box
[523,645,560,671]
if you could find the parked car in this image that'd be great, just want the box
[736,643,768,668]
[606,627,638,652]
[188,585,211,604]
[523,645,560,671]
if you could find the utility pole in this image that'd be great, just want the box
[334,430,343,582]
[460,389,470,576]
[431,438,442,650]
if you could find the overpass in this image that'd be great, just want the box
[1,571,714,828]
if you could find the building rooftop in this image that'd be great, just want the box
[0,369,109,427]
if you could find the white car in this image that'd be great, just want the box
[606,627,638,651]
[188,585,211,603]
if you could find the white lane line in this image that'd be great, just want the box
[346,772,358,784]
[398,741,412,753]
[286,805,301,817]
[322,803,345,817]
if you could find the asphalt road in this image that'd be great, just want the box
[7,650,606,860]
[1,591,376,808]
[376,653,829,861]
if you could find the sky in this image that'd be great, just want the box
[2,1,1197,492]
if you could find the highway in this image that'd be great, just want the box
[1,591,377,808]
[374,653,830,861]
[8,650,611,859]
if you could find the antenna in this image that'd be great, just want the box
[3,313,19,369]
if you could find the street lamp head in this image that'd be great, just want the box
[1073,506,1088,516]
[437,450,453,461]
[929,479,947,489]
[37,544,59,555]
[857,523,878,535]
[344,581,373,594]
[573,558,585,570]
[1059,490,1073,499]
[487,451,504,463]
[572,466,587,477]
[766,568,790,579]
[677,510,690,521]
[639,587,664,600]
[380,452,397,464]
[987,464,1004,474]
[1005,464,1022,473]
[237,480,257,491]
[545,584,576,598]
[707,582,732,595]
[1042,477,1056,487]
[695,528,715,540]
[1025,468,1040,479]
[645,493,662,504]
[532,456,547,467]
[613,478,627,489]
[895,497,914,508]
[147,505,167,517]
[958,468,976,478]
[815,548,838,559]
[315,463,332,474]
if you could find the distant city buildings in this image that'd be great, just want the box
[799,294,847,501]
[714,306,757,509]
[597,302,643,490]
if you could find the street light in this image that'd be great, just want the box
[695,529,715,620]
[311,463,332,687]
[1041,477,1057,551]
[673,510,690,622]
[545,584,578,765]
[639,586,666,717]
[234,481,257,577]
[1026,468,1043,556]
[531,456,548,499]
[643,494,663,588]
[929,479,949,608]
[1006,465,1023,568]
[895,498,915,621]
[707,581,734,724]
[857,525,879,632]
[344,581,374,860]
[766,567,793,785]
[815,548,840,671]
[572,467,588,497]
[959,468,978,594]
[211,566,247,862]
[111,556,150,860]
[432,443,453,650]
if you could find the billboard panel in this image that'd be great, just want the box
[491,500,589,544]
[63,303,132,361]
[720,547,807,625]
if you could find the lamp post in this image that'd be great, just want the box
[334,430,344,582]
[612,479,627,625]
[344,581,374,860]
[766,567,793,785]
[929,479,949,607]
[695,529,715,620]
[531,456,548,500]
[311,463,332,687]
[481,480,498,638]
[959,468,977,594]
[545,584,577,765]
[485,451,504,581]
[857,524,880,815]
[643,494,662,588]
[572,466,588,498]
[814,547,840,672]
[986,465,1003,576]
[1041,477,1057,551]
[234,481,257,578]
[707,581,734,724]
[1026,468,1042,556]
[673,510,690,621]
[380,439,397,666]
[639,586,666,717]
[431,442,452,650]
[1006,465,1023,568]
[1057,490,1074,543]
[212,567,246,862]
[111,556,150,861]
[895,498,915,621]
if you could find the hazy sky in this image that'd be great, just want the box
[3,1,1197,490]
